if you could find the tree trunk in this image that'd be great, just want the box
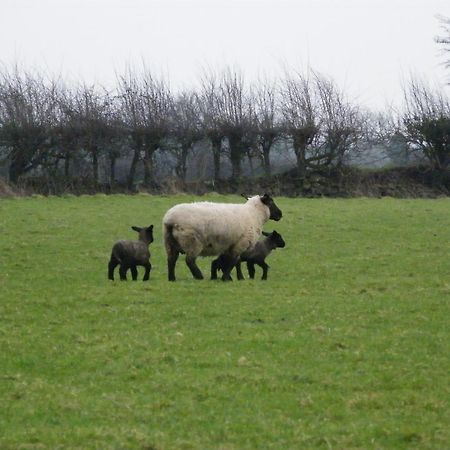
[64,154,70,178]
[143,143,158,187]
[9,162,22,185]
[143,151,152,186]
[262,141,272,177]
[91,147,99,183]
[247,152,254,177]
[213,148,220,180]
[176,144,190,183]
[127,146,141,190]
[211,136,222,181]
[109,154,116,186]
[231,159,241,179]
[294,146,307,178]
[9,153,27,184]
[229,135,242,179]
[293,135,307,178]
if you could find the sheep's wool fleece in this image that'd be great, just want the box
[163,196,270,257]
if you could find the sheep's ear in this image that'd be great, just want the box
[148,225,154,230]
[262,231,271,237]
[240,193,250,200]
[131,226,142,232]
[260,193,271,205]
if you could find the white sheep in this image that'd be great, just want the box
[162,194,282,281]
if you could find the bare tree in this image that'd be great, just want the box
[402,77,450,170]
[54,84,81,178]
[280,70,365,175]
[280,71,319,177]
[242,126,259,177]
[140,71,173,186]
[117,72,141,189]
[362,111,410,166]
[117,68,173,189]
[198,70,225,181]
[68,84,116,183]
[0,67,59,183]
[170,91,202,182]
[436,15,450,78]
[252,78,282,176]
[217,68,254,179]
[314,73,363,169]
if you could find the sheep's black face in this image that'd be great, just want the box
[261,194,282,221]
[271,230,286,248]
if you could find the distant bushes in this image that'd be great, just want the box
[0,64,449,195]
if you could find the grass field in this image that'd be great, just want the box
[0,194,449,449]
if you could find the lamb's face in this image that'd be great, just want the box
[144,225,154,244]
[271,230,286,248]
[260,194,282,221]
[131,225,154,244]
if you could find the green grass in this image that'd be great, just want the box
[0,194,449,449]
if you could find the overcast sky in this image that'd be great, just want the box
[1,0,449,109]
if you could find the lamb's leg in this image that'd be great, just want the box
[186,255,204,280]
[119,264,128,281]
[236,261,245,280]
[260,262,270,280]
[130,265,138,281]
[210,257,220,280]
[220,255,237,282]
[108,255,119,280]
[142,262,152,281]
[247,261,256,279]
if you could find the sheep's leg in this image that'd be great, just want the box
[186,255,204,280]
[260,262,270,280]
[165,225,181,281]
[247,261,256,279]
[167,251,179,281]
[167,249,179,281]
[210,258,220,280]
[220,255,237,282]
[119,264,128,281]
[142,262,152,281]
[236,261,245,281]
[108,255,119,280]
[130,265,138,281]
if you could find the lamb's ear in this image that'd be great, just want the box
[240,193,250,200]
[131,226,142,232]
[148,225,154,230]
[262,231,271,237]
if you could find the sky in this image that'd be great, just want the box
[1,0,450,110]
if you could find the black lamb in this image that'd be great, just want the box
[211,230,286,280]
[108,225,154,281]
